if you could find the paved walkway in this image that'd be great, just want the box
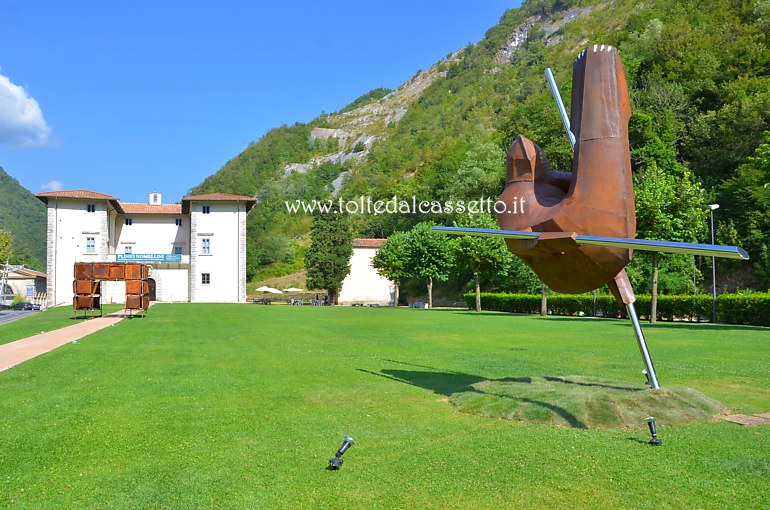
[0,311,128,373]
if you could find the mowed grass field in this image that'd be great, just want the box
[1,304,768,509]
[0,304,126,346]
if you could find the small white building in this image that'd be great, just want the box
[35,190,255,306]
[338,238,394,306]
[0,266,47,307]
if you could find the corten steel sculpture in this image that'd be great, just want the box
[434,45,749,389]
[73,261,150,318]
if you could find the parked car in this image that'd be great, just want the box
[12,302,40,311]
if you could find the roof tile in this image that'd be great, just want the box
[353,238,385,248]
[182,192,256,202]
[120,203,182,214]
[36,190,120,201]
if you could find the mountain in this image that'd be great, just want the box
[191,0,770,290]
[0,167,47,271]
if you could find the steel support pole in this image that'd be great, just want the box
[626,303,660,389]
[710,209,717,323]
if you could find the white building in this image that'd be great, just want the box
[0,266,47,307]
[35,190,255,306]
[338,238,394,306]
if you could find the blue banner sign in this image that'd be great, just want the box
[116,254,182,263]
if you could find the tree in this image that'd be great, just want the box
[372,230,411,307]
[633,163,706,322]
[719,131,770,288]
[0,229,12,265]
[304,208,353,304]
[444,141,505,200]
[406,222,454,308]
[451,214,512,311]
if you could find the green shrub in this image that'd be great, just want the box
[718,292,770,326]
[465,292,770,326]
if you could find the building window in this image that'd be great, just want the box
[125,218,133,226]
[174,245,183,255]
[201,273,211,285]
[86,237,96,253]
[175,218,182,227]
[201,238,211,254]
[26,285,34,298]
[202,205,211,214]
[152,194,159,204]
[125,246,133,255]
[87,204,96,213]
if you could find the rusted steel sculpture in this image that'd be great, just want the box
[73,262,150,318]
[498,46,637,304]
[434,45,749,389]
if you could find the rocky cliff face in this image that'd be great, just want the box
[281,50,464,194]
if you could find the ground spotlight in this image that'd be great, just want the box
[642,369,651,387]
[328,436,355,470]
[645,417,661,446]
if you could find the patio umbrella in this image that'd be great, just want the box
[255,285,273,292]
[283,287,303,292]
[264,287,283,294]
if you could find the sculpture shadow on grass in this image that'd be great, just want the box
[358,362,725,429]
[542,376,644,392]
[357,366,588,429]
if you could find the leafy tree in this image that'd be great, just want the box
[304,208,353,304]
[451,214,513,311]
[372,231,411,306]
[0,228,12,264]
[445,141,505,201]
[406,222,454,308]
[633,163,706,322]
[497,256,542,294]
[718,131,770,288]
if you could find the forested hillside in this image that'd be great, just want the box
[191,0,770,293]
[0,167,47,270]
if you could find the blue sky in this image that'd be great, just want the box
[0,1,521,204]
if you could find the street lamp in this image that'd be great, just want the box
[708,204,720,323]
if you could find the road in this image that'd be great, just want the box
[0,310,36,326]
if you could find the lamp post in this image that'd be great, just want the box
[708,204,720,323]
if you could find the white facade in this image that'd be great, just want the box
[36,190,254,306]
[189,199,249,303]
[338,239,394,306]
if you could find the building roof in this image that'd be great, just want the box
[181,192,257,213]
[36,190,124,213]
[5,267,47,279]
[35,189,257,214]
[353,238,386,248]
[120,203,183,214]
[182,192,256,202]
[36,189,119,201]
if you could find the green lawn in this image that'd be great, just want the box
[1,304,768,509]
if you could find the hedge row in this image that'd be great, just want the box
[465,292,770,327]
[717,293,770,326]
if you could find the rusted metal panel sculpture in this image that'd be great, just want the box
[434,45,749,390]
[73,262,150,318]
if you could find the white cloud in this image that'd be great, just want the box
[40,180,64,192]
[0,71,52,148]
